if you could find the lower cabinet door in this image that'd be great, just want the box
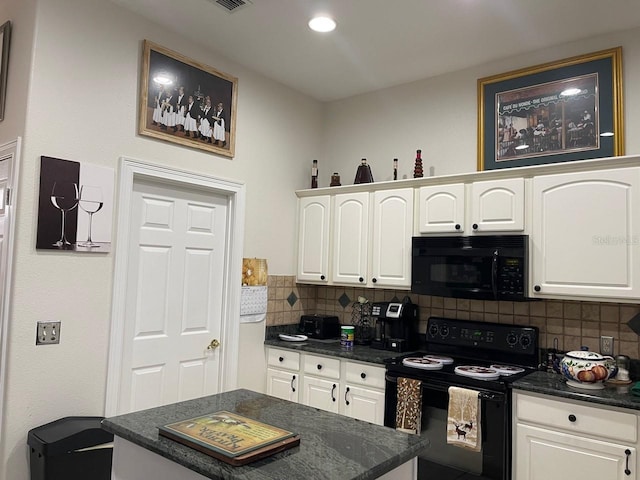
[515,424,636,480]
[342,384,385,425]
[302,375,340,414]
[266,368,298,403]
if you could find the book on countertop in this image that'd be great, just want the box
[158,410,300,466]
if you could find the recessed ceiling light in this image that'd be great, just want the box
[308,16,336,33]
[600,132,615,137]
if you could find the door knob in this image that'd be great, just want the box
[207,339,220,350]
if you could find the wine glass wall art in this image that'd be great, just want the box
[36,156,114,252]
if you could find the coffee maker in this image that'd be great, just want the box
[370,296,419,352]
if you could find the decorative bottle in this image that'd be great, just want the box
[413,150,424,178]
[393,158,398,180]
[311,159,318,188]
[354,158,374,184]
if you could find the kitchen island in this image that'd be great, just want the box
[102,388,429,480]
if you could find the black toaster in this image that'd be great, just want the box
[299,315,340,339]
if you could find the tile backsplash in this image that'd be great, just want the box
[266,275,640,358]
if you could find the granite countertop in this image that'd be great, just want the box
[102,389,428,480]
[264,338,400,365]
[513,370,640,411]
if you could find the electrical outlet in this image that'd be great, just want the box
[36,321,61,345]
[600,335,614,356]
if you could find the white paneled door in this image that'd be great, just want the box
[119,178,228,413]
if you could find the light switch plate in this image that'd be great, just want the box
[36,321,61,345]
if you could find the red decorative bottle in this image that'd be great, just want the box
[413,150,424,178]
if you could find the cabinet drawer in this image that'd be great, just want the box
[515,391,637,443]
[345,361,385,389]
[267,348,300,371]
[304,354,340,379]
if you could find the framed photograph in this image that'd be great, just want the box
[139,40,238,158]
[477,47,624,171]
[0,21,12,122]
[36,156,115,253]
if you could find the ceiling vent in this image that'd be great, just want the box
[212,0,252,13]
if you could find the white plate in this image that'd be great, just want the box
[278,334,308,342]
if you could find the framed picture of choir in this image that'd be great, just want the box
[138,40,238,158]
[477,47,624,171]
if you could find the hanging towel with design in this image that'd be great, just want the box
[447,386,481,452]
[395,377,422,434]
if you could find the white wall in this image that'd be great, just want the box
[322,27,640,182]
[1,0,323,478]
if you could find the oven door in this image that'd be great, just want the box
[385,374,509,480]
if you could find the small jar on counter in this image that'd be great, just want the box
[615,355,631,381]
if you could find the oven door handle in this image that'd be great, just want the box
[385,374,505,402]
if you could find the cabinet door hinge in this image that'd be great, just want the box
[4,188,10,206]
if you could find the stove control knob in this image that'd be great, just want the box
[428,324,439,337]
[507,333,518,346]
[439,325,449,338]
[520,335,531,348]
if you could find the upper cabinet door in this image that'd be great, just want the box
[418,183,465,233]
[371,188,413,288]
[297,196,330,283]
[332,192,370,285]
[531,167,640,300]
[470,178,525,232]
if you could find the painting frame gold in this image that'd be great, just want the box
[477,47,624,171]
[139,40,238,158]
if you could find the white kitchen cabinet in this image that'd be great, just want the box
[470,178,524,232]
[418,183,465,233]
[265,347,386,425]
[332,192,370,285]
[418,178,524,234]
[530,167,640,300]
[302,375,341,414]
[513,390,637,480]
[302,353,342,414]
[331,188,413,288]
[343,361,386,425]
[370,188,414,288]
[265,348,300,403]
[296,195,331,284]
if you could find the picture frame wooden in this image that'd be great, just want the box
[139,40,238,158]
[477,47,624,171]
[0,21,12,122]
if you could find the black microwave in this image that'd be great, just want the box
[411,235,528,301]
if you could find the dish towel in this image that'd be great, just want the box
[395,377,422,434]
[447,386,481,452]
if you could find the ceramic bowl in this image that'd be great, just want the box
[561,351,618,389]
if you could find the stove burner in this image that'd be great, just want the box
[454,365,500,381]
[402,357,444,370]
[490,364,525,376]
[423,354,454,364]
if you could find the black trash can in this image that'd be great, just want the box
[27,416,113,480]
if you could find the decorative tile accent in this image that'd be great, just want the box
[287,291,298,307]
[338,292,351,309]
[627,312,640,335]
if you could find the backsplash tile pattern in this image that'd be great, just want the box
[266,275,640,358]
